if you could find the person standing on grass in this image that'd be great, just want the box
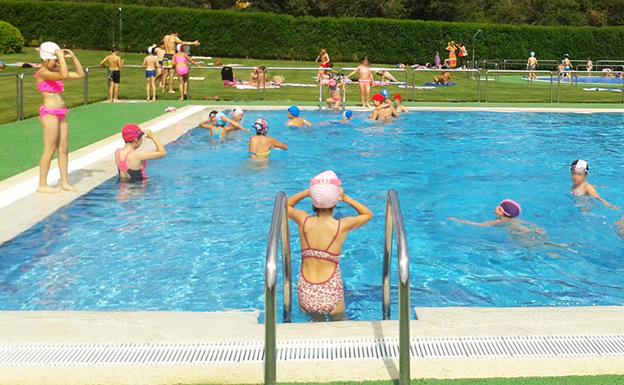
[173,44,198,101]
[346,57,374,108]
[527,52,538,81]
[586,58,593,76]
[162,32,200,94]
[143,46,160,101]
[153,43,167,92]
[35,42,85,193]
[99,49,124,102]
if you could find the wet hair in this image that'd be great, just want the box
[209,110,218,118]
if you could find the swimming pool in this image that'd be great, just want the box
[535,76,624,86]
[1,110,623,321]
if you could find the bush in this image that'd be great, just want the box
[0,20,25,54]
[1,0,624,63]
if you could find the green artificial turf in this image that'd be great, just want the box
[1,48,623,126]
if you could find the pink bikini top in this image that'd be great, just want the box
[301,217,341,264]
[35,70,65,94]
[173,55,187,65]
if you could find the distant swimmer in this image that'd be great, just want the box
[570,159,618,210]
[449,199,571,250]
[248,118,288,159]
[199,110,247,141]
[286,106,312,128]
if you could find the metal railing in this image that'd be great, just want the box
[264,191,292,385]
[484,69,555,103]
[382,190,411,385]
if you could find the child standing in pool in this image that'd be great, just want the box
[346,57,374,107]
[570,159,618,209]
[115,124,167,183]
[393,94,408,114]
[325,78,343,110]
[286,106,312,128]
[143,47,160,101]
[248,118,288,159]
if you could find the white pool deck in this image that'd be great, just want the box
[0,105,623,384]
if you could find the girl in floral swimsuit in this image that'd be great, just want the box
[287,170,373,320]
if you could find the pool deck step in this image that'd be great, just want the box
[0,307,623,384]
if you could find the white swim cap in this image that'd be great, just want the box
[232,107,244,117]
[176,44,183,53]
[39,42,61,60]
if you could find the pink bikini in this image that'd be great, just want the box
[36,70,68,121]
[297,217,344,315]
[173,55,189,76]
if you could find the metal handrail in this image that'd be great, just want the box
[484,69,555,103]
[264,192,292,385]
[381,190,411,385]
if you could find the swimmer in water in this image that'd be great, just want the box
[449,200,571,250]
[393,94,408,114]
[287,170,373,320]
[200,110,247,141]
[115,124,167,183]
[286,106,312,128]
[341,110,353,124]
[36,42,85,193]
[346,57,373,107]
[369,93,398,121]
[570,159,618,210]
[325,78,343,110]
[248,118,288,159]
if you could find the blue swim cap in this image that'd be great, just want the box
[380,89,390,98]
[287,106,300,117]
[343,110,353,120]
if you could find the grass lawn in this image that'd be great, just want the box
[1,48,623,125]
[205,376,624,385]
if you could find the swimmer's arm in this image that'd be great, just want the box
[287,189,310,225]
[340,194,373,230]
[586,184,619,209]
[346,68,358,78]
[369,109,379,120]
[303,119,312,127]
[448,217,504,227]
[136,130,167,160]
[270,138,288,151]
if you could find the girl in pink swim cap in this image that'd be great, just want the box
[287,171,373,320]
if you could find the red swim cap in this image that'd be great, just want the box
[372,94,384,102]
[393,94,403,101]
[122,124,143,142]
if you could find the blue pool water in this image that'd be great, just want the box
[1,110,623,321]
[535,76,624,86]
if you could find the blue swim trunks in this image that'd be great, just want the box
[145,70,156,78]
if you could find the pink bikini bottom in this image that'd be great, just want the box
[39,106,68,121]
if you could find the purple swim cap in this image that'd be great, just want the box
[499,199,522,218]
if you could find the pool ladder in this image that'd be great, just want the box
[264,190,411,385]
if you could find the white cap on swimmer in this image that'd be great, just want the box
[231,107,244,117]
[39,42,61,60]
[571,159,589,175]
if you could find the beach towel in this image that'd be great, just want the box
[425,82,456,87]
[583,87,622,93]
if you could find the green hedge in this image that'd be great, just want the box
[2,0,624,63]
[0,20,24,54]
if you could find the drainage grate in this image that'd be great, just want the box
[1,335,623,366]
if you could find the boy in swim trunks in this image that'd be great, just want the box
[570,159,618,209]
[286,106,312,128]
[143,47,160,101]
[99,49,124,102]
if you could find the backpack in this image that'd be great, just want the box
[221,66,234,82]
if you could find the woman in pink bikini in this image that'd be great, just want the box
[287,171,373,320]
[115,124,167,183]
[173,44,198,101]
[346,57,374,107]
[35,42,84,193]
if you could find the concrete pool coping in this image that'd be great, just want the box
[0,104,623,383]
[0,307,623,384]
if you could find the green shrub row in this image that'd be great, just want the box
[0,20,24,54]
[2,0,624,63]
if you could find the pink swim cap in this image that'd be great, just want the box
[309,170,342,209]
[499,199,522,218]
[328,79,337,87]
[121,124,143,142]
